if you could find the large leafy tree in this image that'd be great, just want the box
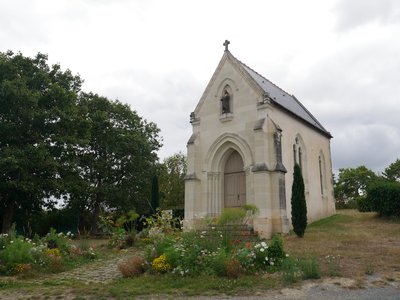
[66,93,162,230]
[291,164,307,238]
[158,152,186,210]
[334,166,377,203]
[0,51,86,232]
[382,159,400,182]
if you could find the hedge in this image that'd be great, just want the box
[366,181,400,217]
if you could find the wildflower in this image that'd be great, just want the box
[270,261,274,266]
[260,248,264,252]
[261,241,267,247]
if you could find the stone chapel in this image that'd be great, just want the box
[184,41,335,238]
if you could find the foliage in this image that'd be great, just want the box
[0,237,34,273]
[143,227,288,278]
[66,93,162,230]
[145,209,181,236]
[0,51,162,233]
[150,175,160,213]
[0,51,87,233]
[299,257,321,279]
[281,257,301,284]
[0,228,97,276]
[382,158,400,182]
[217,205,259,225]
[44,228,73,254]
[334,166,378,206]
[366,181,400,217]
[152,254,171,273]
[266,235,286,266]
[118,256,146,277]
[291,164,307,237]
[218,208,246,225]
[356,196,374,212]
[158,152,187,210]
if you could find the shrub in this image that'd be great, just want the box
[299,257,321,279]
[291,164,307,237]
[366,181,400,217]
[225,258,242,278]
[356,196,374,212]
[0,238,34,273]
[218,208,246,225]
[281,257,301,284]
[119,256,146,277]
[267,235,286,266]
[152,254,171,273]
[44,228,72,254]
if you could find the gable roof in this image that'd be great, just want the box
[230,52,332,138]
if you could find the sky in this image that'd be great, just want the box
[1,0,399,174]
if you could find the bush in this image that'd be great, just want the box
[119,256,146,277]
[356,196,374,212]
[267,235,286,266]
[281,257,301,284]
[299,257,321,279]
[217,208,246,225]
[0,238,34,274]
[367,181,400,217]
[225,258,242,278]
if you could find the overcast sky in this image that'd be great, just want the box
[1,0,399,174]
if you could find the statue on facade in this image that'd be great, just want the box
[221,90,230,114]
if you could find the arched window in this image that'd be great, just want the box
[318,151,326,196]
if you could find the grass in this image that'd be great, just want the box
[285,210,400,280]
[1,210,400,298]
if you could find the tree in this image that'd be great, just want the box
[150,175,160,213]
[65,93,161,230]
[334,166,377,204]
[158,152,187,210]
[382,159,400,182]
[0,51,85,232]
[291,164,307,237]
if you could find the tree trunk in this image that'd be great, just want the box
[2,201,15,233]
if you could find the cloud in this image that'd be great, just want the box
[334,0,400,31]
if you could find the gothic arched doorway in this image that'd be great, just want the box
[224,151,246,207]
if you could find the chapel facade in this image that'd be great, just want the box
[184,42,335,238]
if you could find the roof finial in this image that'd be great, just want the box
[223,40,230,52]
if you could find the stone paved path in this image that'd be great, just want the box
[45,249,136,284]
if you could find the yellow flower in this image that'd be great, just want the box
[151,254,171,273]
[46,248,61,257]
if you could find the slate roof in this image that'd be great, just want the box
[234,54,332,138]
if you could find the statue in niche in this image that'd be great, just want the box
[220,90,230,114]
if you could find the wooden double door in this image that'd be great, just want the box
[224,151,246,207]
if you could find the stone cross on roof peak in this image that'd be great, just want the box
[223,40,230,51]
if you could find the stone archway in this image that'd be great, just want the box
[224,151,246,207]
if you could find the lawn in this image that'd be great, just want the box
[1,210,399,299]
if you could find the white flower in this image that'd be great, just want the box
[260,248,264,252]
[261,241,267,247]
[265,257,269,261]
[270,261,274,266]
[286,254,289,257]
[211,227,215,230]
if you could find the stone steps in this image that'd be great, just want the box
[199,224,259,242]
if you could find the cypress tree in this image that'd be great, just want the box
[150,175,160,213]
[291,164,307,237]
